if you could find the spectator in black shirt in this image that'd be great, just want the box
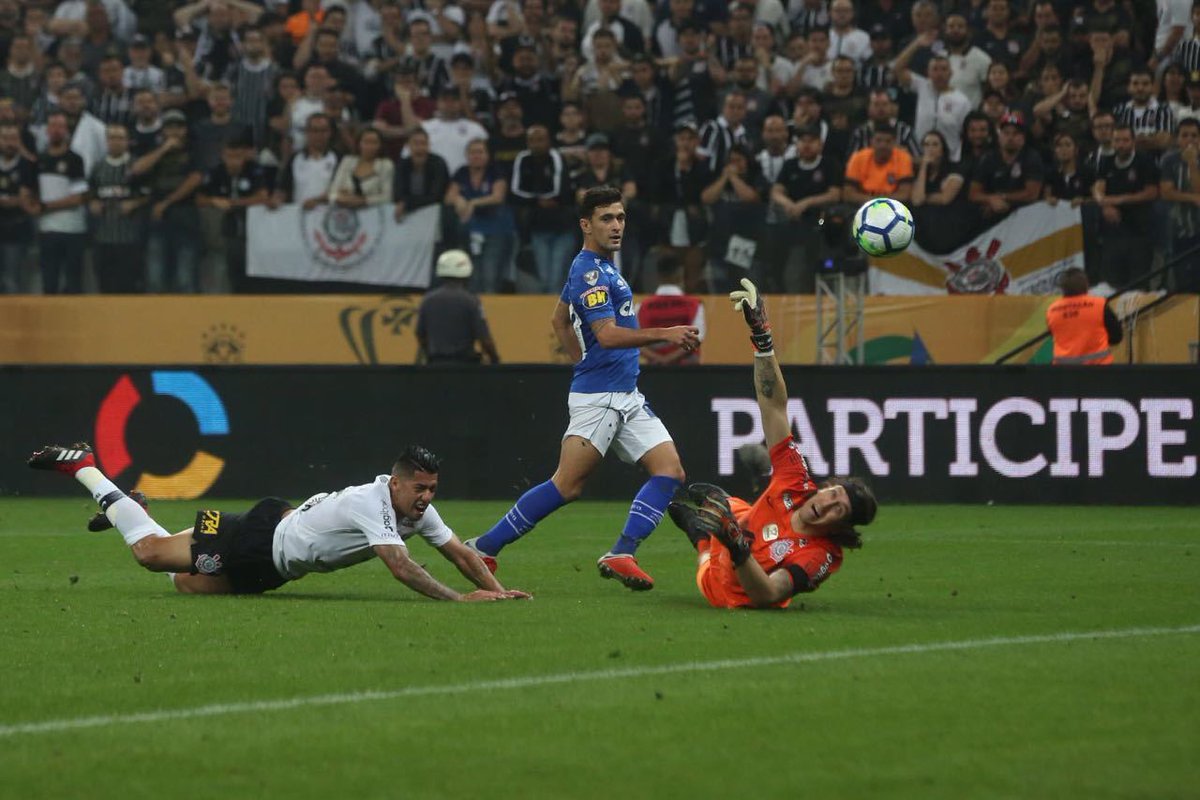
[1045,132,1094,206]
[1092,124,1160,289]
[0,120,36,293]
[499,39,559,132]
[769,126,844,292]
[649,122,713,291]
[701,142,766,291]
[969,111,1045,221]
[977,0,1027,69]
[510,124,577,291]
[623,54,674,137]
[1159,118,1200,291]
[197,137,270,292]
[394,127,450,220]
[129,89,164,157]
[912,129,971,253]
[131,109,204,293]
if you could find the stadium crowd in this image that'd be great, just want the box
[1,0,1199,296]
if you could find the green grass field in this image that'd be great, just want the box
[1,498,1197,799]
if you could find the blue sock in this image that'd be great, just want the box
[475,480,567,556]
[611,475,682,556]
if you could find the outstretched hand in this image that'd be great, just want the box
[729,278,773,354]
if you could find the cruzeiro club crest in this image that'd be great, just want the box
[303,204,385,270]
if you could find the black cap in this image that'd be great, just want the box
[869,23,891,40]
[678,20,703,35]
[673,120,698,134]
[130,33,150,48]
[795,124,821,139]
[586,132,610,149]
[450,52,475,67]
[497,90,520,105]
[513,35,537,53]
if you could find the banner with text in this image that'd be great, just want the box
[246,203,439,288]
[870,202,1083,295]
[2,367,1195,504]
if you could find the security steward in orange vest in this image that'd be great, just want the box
[1045,267,1123,364]
[637,252,706,365]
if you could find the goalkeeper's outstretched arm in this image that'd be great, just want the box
[730,278,791,448]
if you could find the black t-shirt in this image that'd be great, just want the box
[0,155,36,238]
[489,132,528,181]
[775,155,844,220]
[972,147,1045,194]
[1098,151,1159,233]
[201,161,269,238]
[1045,163,1094,201]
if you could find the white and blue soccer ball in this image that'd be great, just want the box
[851,197,915,258]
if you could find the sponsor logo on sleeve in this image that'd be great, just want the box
[381,500,395,534]
[581,286,609,308]
[198,510,221,535]
[762,523,780,542]
[583,269,600,285]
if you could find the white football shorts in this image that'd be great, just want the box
[563,390,673,464]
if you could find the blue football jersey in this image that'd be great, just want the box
[560,249,640,393]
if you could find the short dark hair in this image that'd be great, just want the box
[580,185,623,219]
[1179,118,1200,134]
[393,445,441,477]
[1058,266,1089,296]
[816,477,878,549]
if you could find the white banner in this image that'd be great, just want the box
[869,201,1084,295]
[246,203,440,288]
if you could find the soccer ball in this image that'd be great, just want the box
[851,198,914,258]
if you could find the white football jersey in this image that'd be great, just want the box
[271,475,454,580]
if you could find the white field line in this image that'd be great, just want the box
[880,537,1198,548]
[2,624,1197,740]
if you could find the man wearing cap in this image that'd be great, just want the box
[1045,267,1122,364]
[968,111,1045,220]
[447,52,494,128]
[772,124,844,291]
[131,108,204,293]
[416,250,501,364]
[422,86,488,175]
[498,38,560,132]
[859,24,899,91]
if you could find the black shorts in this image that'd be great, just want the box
[190,497,293,595]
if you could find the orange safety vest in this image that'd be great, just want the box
[1045,294,1113,364]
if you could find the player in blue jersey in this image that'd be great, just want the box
[466,186,701,590]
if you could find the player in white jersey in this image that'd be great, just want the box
[27,443,529,601]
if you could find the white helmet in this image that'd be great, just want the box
[435,249,473,279]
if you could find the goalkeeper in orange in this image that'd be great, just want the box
[667,279,878,609]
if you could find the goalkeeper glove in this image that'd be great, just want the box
[685,483,754,567]
[729,278,773,355]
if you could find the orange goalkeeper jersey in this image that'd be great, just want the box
[698,437,844,609]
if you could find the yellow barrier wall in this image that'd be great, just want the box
[0,294,1194,365]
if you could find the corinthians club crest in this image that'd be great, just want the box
[944,238,1011,295]
[303,204,385,270]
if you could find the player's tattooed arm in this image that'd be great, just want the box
[753,351,792,448]
[374,544,462,600]
[551,300,583,362]
[438,537,507,592]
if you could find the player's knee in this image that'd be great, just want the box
[657,464,686,484]
[556,482,584,502]
[131,539,169,572]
